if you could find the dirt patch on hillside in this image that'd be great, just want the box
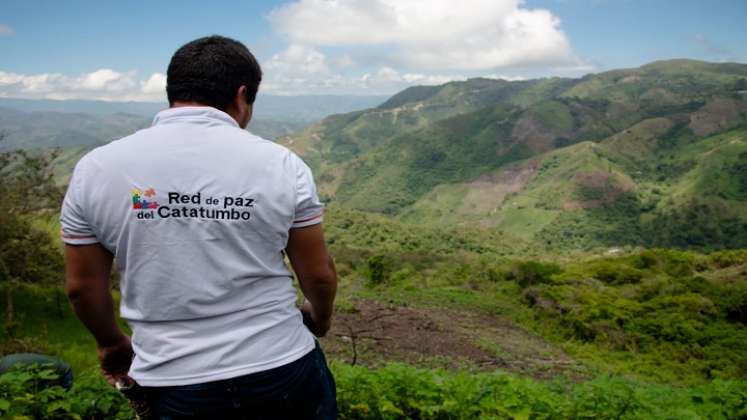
[459,161,539,219]
[510,113,562,154]
[319,298,587,381]
[689,97,747,137]
[640,88,679,107]
[564,171,633,210]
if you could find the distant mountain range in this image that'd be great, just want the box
[0,93,387,150]
[0,94,387,122]
[280,59,747,250]
[0,106,308,150]
[0,94,385,184]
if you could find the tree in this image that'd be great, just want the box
[0,133,65,336]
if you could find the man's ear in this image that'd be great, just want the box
[233,85,248,112]
[229,85,253,128]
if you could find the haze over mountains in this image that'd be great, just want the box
[0,94,387,122]
[0,94,386,150]
[279,59,747,251]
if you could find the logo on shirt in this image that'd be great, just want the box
[131,186,254,221]
[132,187,160,210]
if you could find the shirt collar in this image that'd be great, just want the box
[152,106,239,128]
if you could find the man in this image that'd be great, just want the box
[61,35,338,419]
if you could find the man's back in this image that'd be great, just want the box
[62,106,320,386]
[62,35,337,418]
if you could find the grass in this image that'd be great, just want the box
[1,284,130,375]
[665,129,747,202]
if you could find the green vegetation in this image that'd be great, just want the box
[335,364,747,419]
[530,100,573,133]
[327,228,747,385]
[4,362,747,419]
[282,60,747,252]
[0,364,132,419]
[332,104,539,214]
[522,250,747,384]
[3,246,747,418]
[1,144,65,338]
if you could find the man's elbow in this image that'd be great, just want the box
[324,257,338,286]
[303,261,338,290]
[310,268,337,288]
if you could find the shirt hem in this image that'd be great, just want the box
[291,215,323,229]
[61,237,100,245]
[130,340,316,387]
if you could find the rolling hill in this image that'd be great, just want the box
[280,59,747,250]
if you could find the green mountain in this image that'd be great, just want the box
[283,77,573,169]
[0,107,151,150]
[281,59,747,250]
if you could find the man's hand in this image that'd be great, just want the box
[300,300,331,337]
[98,334,135,386]
[65,243,131,387]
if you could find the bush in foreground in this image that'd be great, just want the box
[335,363,747,419]
[3,363,747,419]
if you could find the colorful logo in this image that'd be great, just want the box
[132,187,159,210]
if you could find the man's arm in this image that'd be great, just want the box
[285,224,337,337]
[64,243,132,385]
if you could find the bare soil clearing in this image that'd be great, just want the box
[319,298,588,381]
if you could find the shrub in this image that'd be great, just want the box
[367,255,392,285]
[508,261,562,288]
[593,262,644,285]
[0,364,132,419]
[708,250,747,269]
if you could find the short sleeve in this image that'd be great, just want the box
[60,158,99,245]
[291,153,324,229]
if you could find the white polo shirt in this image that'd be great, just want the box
[60,106,322,386]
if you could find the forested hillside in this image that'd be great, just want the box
[282,59,747,251]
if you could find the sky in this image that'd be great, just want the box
[0,0,745,101]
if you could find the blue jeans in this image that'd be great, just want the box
[143,342,337,419]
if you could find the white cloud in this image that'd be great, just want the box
[141,73,167,95]
[265,44,329,77]
[332,54,356,69]
[483,74,527,82]
[261,66,466,95]
[268,0,582,71]
[79,69,136,91]
[0,69,167,101]
[0,24,14,37]
[362,67,465,87]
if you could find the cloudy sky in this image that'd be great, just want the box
[1,0,745,101]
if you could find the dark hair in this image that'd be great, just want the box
[166,35,262,110]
